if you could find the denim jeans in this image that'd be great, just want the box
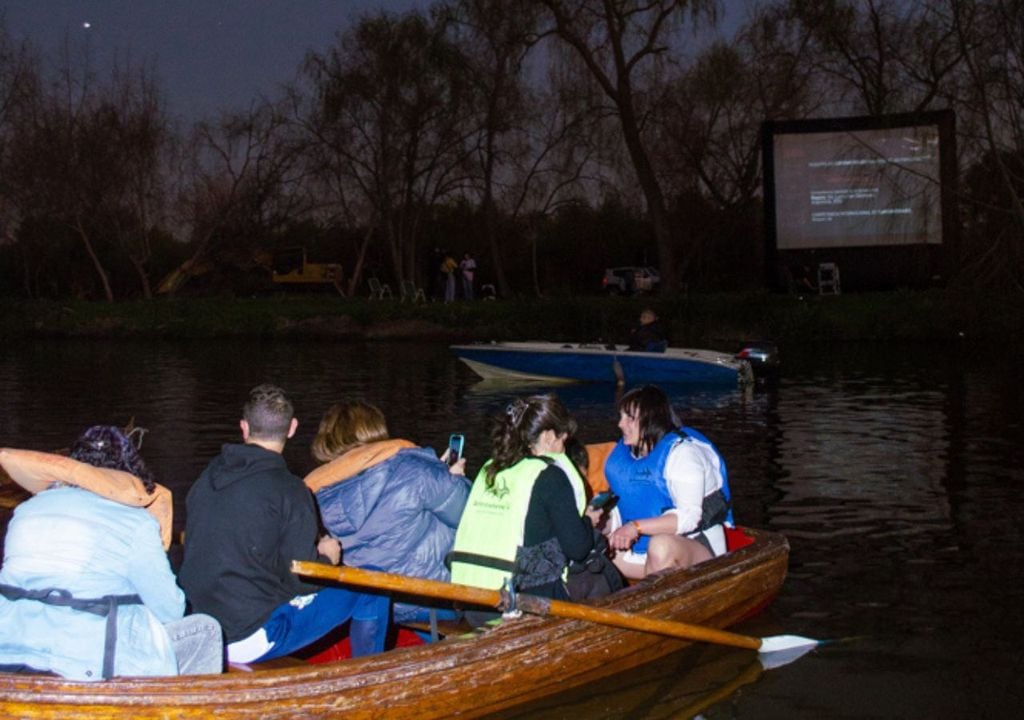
[252,588,389,662]
[165,613,223,675]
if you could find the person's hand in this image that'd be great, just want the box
[608,521,641,552]
[317,535,342,566]
[584,505,604,527]
[440,448,467,476]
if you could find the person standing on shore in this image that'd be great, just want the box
[441,252,458,303]
[459,252,476,300]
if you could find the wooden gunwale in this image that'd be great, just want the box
[0,528,788,719]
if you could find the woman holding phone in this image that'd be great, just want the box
[450,394,603,601]
[304,400,469,625]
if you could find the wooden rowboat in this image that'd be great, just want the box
[0,527,788,719]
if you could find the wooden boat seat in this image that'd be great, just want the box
[399,618,476,640]
[227,656,309,673]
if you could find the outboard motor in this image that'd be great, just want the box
[735,341,780,379]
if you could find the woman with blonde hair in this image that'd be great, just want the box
[305,400,469,625]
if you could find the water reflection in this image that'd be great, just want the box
[2,338,1022,717]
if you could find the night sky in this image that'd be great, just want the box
[4,1,747,125]
[3,1,424,122]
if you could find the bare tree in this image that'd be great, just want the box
[947,0,1024,293]
[653,2,820,209]
[535,0,717,291]
[4,43,123,301]
[286,72,379,297]
[302,10,476,288]
[504,67,612,296]
[93,59,170,298]
[786,0,964,116]
[0,22,38,246]
[0,35,177,303]
[163,99,308,295]
[444,0,539,296]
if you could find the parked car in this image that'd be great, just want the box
[602,266,660,294]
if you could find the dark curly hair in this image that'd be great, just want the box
[69,425,156,494]
[484,394,577,486]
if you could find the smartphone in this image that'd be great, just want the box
[589,491,616,509]
[446,433,465,466]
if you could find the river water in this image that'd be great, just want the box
[1,338,1021,718]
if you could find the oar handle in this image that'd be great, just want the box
[292,562,502,608]
[292,561,763,651]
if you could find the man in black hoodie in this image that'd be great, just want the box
[179,384,389,665]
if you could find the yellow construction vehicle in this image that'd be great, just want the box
[271,247,344,295]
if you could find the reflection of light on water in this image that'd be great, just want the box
[769,375,952,540]
[3,339,1023,717]
[462,379,753,443]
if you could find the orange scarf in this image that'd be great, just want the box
[304,439,417,493]
[0,448,174,550]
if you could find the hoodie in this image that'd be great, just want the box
[179,443,328,643]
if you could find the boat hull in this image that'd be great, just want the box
[0,529,788,719]
[452,342,751,385]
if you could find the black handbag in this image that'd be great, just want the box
[566,531,625,600]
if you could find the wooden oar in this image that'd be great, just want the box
[291,561,818,655]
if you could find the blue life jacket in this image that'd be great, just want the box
[605,427,732,554]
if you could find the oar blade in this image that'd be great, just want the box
[757,641,818,671]
[758,634,819,656]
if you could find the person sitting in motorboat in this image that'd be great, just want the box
[0,426,223,680]
[626,308,668,352]
[304,399,470,627]
[450,394,603,605]
[604,385,733,580]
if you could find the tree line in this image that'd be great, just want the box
[0,0,1021,302]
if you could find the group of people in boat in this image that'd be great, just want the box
[0,381,732,681]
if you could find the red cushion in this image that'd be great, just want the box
[725,526,754,552]
[305,628,426,664]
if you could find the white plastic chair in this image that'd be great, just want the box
[400,280,426,303]
[817,263,841,295]
[368,277,392,299]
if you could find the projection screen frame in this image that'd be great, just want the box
[762,110,958,289]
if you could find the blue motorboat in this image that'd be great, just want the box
[451,342,755,385]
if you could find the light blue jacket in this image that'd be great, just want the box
[0,487,185,680]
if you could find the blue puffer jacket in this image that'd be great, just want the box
[315,446,469,612]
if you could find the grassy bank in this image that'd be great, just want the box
[0,289,1019,347]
